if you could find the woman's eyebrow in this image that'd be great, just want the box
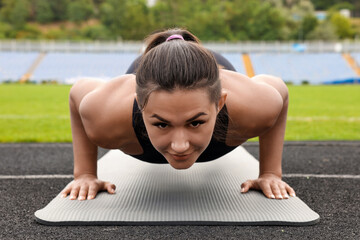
[150,112,208,123]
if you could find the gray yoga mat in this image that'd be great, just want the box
[35,147,320,226]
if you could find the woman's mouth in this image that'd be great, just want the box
[171,153,191,161]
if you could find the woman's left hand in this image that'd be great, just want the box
[240,173,296,199]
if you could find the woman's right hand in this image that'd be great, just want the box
[60,174,116,201]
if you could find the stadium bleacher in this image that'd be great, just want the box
[0,51,359,84]
[220,53,246,74]
[0,51,39,82]
[250,53,359,84]
[31,52,139,84]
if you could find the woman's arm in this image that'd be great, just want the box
[61,79,116,201]
[240,75,296,199]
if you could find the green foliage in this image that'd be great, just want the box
[330,12,354,39]
[301,14,318,40]
[44,28,68,40]
[0,0,358,40]
[15,23,41,39]
[0,20,12,38]
[49,0,70,21]
[35,0,54,23]
[328,2,354,11]
[311,0,353,10]
[99,0,127,39]
[185,1,233,41]
[306,21,338,40]
[248,1,285,40]
[81,23,111,40]
[0,0,30,30]
[67,0,94,23]
[120,0,153,40]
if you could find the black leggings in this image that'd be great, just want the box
[126,50,236,74]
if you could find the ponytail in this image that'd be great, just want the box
[144,28,200,54]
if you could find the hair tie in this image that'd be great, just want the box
[166,34,184,42]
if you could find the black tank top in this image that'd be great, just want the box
[130,99,236,163]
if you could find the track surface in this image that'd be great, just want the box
[0,141,359,239]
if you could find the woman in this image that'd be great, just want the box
[61,29,296,201]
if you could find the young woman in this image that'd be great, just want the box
[61,29,296,201]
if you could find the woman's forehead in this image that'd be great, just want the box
[143,89,215,116]
[149,88,209,102]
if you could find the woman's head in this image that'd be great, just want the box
[135,28,221,110]
[135,28,227,169]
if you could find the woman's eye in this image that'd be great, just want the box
[190,121,204,128]
[154,123,168,129]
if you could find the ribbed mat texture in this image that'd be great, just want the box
[35,147,320,225]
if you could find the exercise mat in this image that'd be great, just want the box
[35,147,320,226]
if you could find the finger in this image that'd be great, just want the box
[60,181,74,198]
[87,184,99,200]
[271,184,283,199]
[286,184,296,197]
[105,182,116,194]
[260,183,275,199]
[78,186,88,201]
[69,186,80,200]
[279,184,289,199]
[61,187,71,198]
[240,180,253,193]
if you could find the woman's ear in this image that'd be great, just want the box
[134,93,139,104]
[217,89,227,113]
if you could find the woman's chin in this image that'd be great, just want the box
[167,159,196,170]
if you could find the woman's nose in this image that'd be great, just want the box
[171,130,190,153]
[171,141,190,153]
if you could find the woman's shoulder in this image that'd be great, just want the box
[220,70,284,138]
[79,74,137,148]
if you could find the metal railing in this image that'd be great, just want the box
[1,40,360,53]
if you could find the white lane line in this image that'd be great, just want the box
[283,174,360,179]
[0,174,73,179]
[0,174,359,180]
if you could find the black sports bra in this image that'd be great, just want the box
[130,99,237,163]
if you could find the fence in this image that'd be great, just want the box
[1,40,360,53]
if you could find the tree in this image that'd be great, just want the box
[35,0,54,23]
[99,0,127,39]
[151,0,183,29]
[248,1,286,40]
[0,0,16,22]
[311,0,360,17]
[121,0,153,40]
[301,14,318,40]
[81,24,111,40]
[49,0,70,21]
[330,12,354,39]
[67,0,94,23]
[186,1,233,41]
[306,21,338,40]
[0,21,12,38]
[225,0,286,41]
[10,0,30,29]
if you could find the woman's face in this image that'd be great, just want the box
[141,89,224,169]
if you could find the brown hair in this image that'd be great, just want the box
[135,28,221,110]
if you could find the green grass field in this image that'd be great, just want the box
[0,84,359,142]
